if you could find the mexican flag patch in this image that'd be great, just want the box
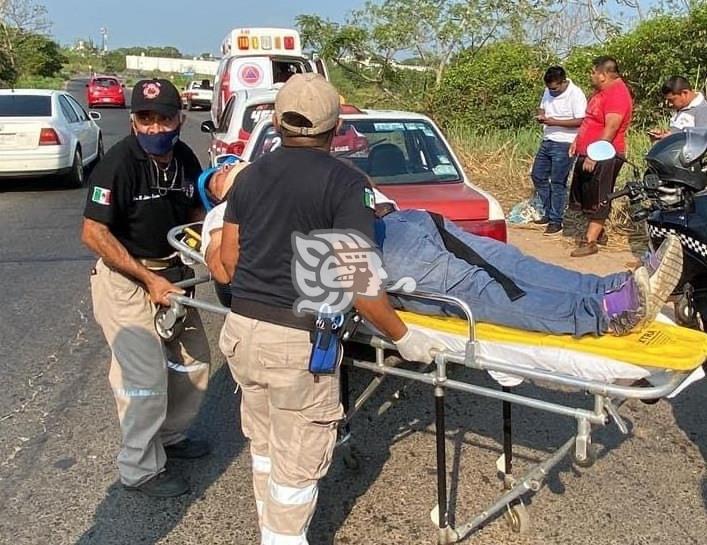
[91,186,112,206]
[363,187,375,210]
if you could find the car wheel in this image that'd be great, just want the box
[65,148,85,188]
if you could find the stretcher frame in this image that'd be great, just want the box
[162,223,703,543]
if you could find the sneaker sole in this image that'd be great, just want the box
[543,230,563,237]
[632,267,651,329]
[646,235,683,320]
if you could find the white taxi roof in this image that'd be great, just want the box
[347,109,432,120]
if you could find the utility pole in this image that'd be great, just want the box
[100,26,108,54]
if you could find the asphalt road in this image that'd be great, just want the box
[0,79,705,545]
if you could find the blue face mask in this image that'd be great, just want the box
[136,127,180,156]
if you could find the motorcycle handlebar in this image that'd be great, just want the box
[603,186,632,203]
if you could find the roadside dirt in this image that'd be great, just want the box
[508,224,639,276]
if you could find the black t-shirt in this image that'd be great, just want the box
[83,135,202,258]
[224,146,375,315]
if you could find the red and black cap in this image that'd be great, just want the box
[131,79,181,117]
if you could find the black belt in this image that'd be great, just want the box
[230,297,316,332]
[428,212,525,301]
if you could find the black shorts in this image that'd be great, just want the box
[569,156,624,220]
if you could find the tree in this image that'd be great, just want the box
[297,0,547,109]
[432,40,552,129]
[14,32,65,77]
[0,0,49,72]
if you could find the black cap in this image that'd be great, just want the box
[131,79,181,117]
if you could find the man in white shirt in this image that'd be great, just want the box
[531,66,587,236]
[649,76,707,140]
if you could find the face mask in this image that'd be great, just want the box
[135,127,180,156]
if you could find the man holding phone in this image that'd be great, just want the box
[649,76,707,140]
[531,66,587,236]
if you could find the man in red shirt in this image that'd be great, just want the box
[568,56,633,257]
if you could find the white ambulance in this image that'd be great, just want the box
[211,27,328,123]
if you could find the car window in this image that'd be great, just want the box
[58,96,79,123]
[65,95,88,121]
[219,95,236,133]
[0,95,52,117]
[251,119,462,185]
[93,78,118,87]
[272,60,310,84]
[242,103,275,133]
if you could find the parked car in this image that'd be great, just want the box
[86,75,126,108]
[181,79,213,111]
[241,109,507,241]
[0,89,103,187]
[201,88,278,161]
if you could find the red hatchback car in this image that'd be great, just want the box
[86,76,126,109]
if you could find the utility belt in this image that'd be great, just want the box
[231,298,360,376]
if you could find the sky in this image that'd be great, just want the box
[44,0,364,55]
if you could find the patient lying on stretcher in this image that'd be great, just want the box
[201,163,683,338]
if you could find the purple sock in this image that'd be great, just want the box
[603,277,639,316]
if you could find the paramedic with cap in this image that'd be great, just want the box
[218,73,445,544]
[81,78,211,498]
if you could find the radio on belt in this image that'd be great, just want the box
[308,307,345,375]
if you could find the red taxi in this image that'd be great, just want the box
[241,109,507,242]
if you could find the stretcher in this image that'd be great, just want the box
[161,222,707,544]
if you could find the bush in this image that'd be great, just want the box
[432,41,554,130]
[14,75,65,89]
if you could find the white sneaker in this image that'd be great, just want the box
[645,234,683,321]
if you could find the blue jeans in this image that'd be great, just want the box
[378,210,628,336]
[531,140,573,225]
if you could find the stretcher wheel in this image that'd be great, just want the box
[571,442,599,468]
[504,502,530,534]
[154,308,185,342]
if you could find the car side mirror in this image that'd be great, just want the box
[121,83,126,88]
[85,83,89,88]
[201,120,216,133]
[88,111,102,121]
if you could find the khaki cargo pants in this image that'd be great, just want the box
[219,312,343,545]
[90,259,211,486]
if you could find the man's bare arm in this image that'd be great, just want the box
[220,221,240,281]
[205,229,231,284]
[600,113,623,143]
[81,218,182,305]
[353,293,407,341]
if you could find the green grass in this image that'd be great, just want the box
[12,75,65,90]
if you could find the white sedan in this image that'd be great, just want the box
[0,89,103,187]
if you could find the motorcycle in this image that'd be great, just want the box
[587,128,707,332]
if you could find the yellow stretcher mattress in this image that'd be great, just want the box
[398,311,707,372]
